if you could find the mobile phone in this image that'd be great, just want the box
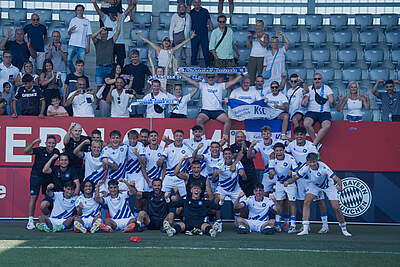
[81,89,87,94]
[105,27,113,31]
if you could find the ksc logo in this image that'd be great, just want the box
[339,177,372,217]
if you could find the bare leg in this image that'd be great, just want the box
[313,120,331,145]
[104,218,117,230]
[196,113,209,132]
[302,193,316,221]
[228,0,234,15]
[330,200,345,224]
[216,113,231,137]
[291,113,303,129]
[28,195,38,217]
[304,117,316,142]
[218,0,224,13]
[40,200,51,216]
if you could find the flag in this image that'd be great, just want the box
[227,99,282,121]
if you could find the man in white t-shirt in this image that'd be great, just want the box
[0,51,19,93]
[67,4,92,73]
[179,72,243,138]
[250,75,270,98]
[286,73,309,129]
[141,79,170,118]
[107,77,133,118]
[228,75,263,104]
[302,73,335,149]
[65,78,98,117]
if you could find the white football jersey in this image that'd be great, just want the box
[126,142,145,175]
[268,154,298,183]
[162,143,193,177]
[241,195,275,221]
[75,194,101,218]
[286,140,317,168]
[214,161,244,192]
[144,145,164,181]
[202,152,223,181]
[253,139,276,167]
[297,161,335,189]
[183,136,212,155]
[83,152,105,186]
[100,145,128,180]
[50,192,77,219]
[102,191,133,219]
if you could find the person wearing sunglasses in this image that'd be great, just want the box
[372,79,400,121]
[23,13,47,74]
[107,76,135,118]
[302,73,335,150]
[65,78,98,117]
[287,73,308,129]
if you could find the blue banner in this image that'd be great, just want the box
[227,99,282,121]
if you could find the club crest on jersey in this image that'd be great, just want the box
[339,177,372,217]
[303,149,307,153]
[283,162,288,167]
[120,147,124,152]
[262,203,266,207]
[182,150,186,154]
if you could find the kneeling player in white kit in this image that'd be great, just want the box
[73,180,102,233]
[285,153,352,236]
[234,184,277,234]
[95,178,137,232]
[36,181,78,232]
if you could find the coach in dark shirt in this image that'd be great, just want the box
[12,74,45,118]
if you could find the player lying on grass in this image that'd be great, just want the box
[73,180,102,233]
[284,152,352,237]
[234,183,276,234]
[36,181,78,232]
[162,181,222,237]
[94,178,137,233]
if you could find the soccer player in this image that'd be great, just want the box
[143,130,164,186]
[285,153,352,237]
[125,130,148,191]
[286,126,329,234]
[94,178,137,232]
[157,129,193,196]
[163,181,222,237]
[234,184,277,234]
[24,136,60,229]
[36,181,78,232]
[268,142,298,233]
[73,180,102,233]
[139,128,150,147]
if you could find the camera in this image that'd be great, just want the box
[105,27,113,31]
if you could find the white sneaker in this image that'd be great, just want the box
[90,218,102,233]
[288,226,297,234]
[74,221,87,233]
[163,221,175,237]
[342,230,352,237]
[218,222,223,233]
[318,225,329,234]
[297,227,310,236]
[210,222,219,238]
[26,221,35,230]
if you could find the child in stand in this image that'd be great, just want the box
[47,96,69,117]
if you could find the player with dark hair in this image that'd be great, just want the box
[139,128,150,146]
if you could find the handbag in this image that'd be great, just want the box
[209,27,228,63]
[262,50,279,80]
[151,93,164,113]
[173,15,186,46]
[313,84,328,105]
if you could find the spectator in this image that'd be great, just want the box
[218,0,234,16]
[227,76,262,104]
[170,3,192,66]
[302,73,335,149]
[247,20,268,85]
[0,28,37,71]
[262,32,290,90]
[126,0,138,21]
[12,74,45,118]
[250,75,268,97]
[179,72,243,138]
[122,49,152,117]
[169,83,199,118]
[40,59,62,110]
[45,31,68,97]
[0,82,13,115]
[92,0,136,67]
[47,96,68,117]
[148,50,170,92]
[63,60,90,106]
[0,51,20,93]
[372,79,400,121]
[67,4,92,73]
[23,13,47,74]
[106,77,134,118]
[209,15,239,69]
[287,73,308,129]
[190,0,213,67]
[65,78,98,117]
[15,61,39,87]
[92,14,122,90]
[141,79,169,118]
[337,81,370,122]
[0,98,7,115]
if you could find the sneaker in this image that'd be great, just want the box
[288,226,297,234]
[74,221,87,233]
[283,223,289,232]
[342,230,352,237]
[35,223,50,233]
[163,221,175,237]
[210,222,219,238]
[274,225,282,233]
[90,218,102,233]
[185,230,193,236]
[237,227,250,234]
[299,225,311,233]
[261,226,275,235]
[26,221,35,230]
[218,222,223,233]
[191,228,203,236]
[121,223,136,233]
[318,225,329,234]
[297,228,309,236]
[53,224,65,232]
[136,224,145,232]
[99,223,113,233]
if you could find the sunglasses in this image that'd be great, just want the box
[271,86,279,89]
[117,97,121,104]
[314,77,322,80]
[207,76,216,79]
[290,80,297,83]
[218,20,226,23]
[32,18,39,21]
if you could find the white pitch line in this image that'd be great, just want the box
[0,246,399,255]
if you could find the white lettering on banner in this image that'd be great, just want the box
[160,129,174,147]
[39,127,67,152]
[0,185,6,199]
[5,127,32,163]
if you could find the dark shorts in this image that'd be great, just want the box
[30,173,51,196]
[215,58,236,68]
[147,217,163,230]
[305,111,331,125]
[170,113,187,118]
[200,109,226,120]
[291,112,304,120]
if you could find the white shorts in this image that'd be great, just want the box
[82,216,96,228]
[49,217,66,229]
[296,177,325,201]
[262,172,276,193]
[245,219,268,232]
[30,52,46,71]
[275,182,297,201]
[113,218,134,231]
[215,185,243,203]
[126,172,145,192]
[162,175,187,196]
[307,183,338,201]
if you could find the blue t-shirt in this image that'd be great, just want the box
[23,24,47,52]
[190,8,210,34]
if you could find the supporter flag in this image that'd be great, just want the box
[227,99,282,121]
[241,119,291,143]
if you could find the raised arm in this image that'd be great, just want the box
[64,122,76,146]
[148,49,155,75]
[91,26,104,43]
[172,31,196,52]
[46,183,55,198]
[73,139,90,159]
[0,28,12,50]
[372,79,383,98]
[174,156,190,181]
[225,74,243,89]
[112,14,122,43]
[136,31,160,53]
[124,2,136,17]
[247,140,257,159]
[278,31,290,51]
[192,143,204,161]
[90,0,104,20]
[119,178,137,196]
[278,73,287,91]
[94,180,105,204]
[24,138,41,154]
[43,154,59,174]
[233,192,246,209]
[336,94,347,112]
[362,91,370,110]
[178,72,200,88]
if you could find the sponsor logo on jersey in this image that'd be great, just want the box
[339,177,372,217]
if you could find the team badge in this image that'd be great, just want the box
[339,177,372,217]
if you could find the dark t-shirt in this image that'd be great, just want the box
[14,85,44,115]
[142,192,169,221]
[186,174,207,199]
[230,141,257,180]
[31,147,60,175]
[50,166,79,191]
[4,41,31,70]
[122,63,151,94]
[190,8,211,34]
[94,38,114,65]
[23,24,47,52]
[64,73,90,96]
[64,135,91,170]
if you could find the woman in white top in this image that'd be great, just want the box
[169,83,199,118]
[337,81,370,122]
[15,61,39,87]
[136,30,195,71]
[246,20,269,85]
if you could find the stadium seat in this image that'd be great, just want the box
[308,31,327,47]
[58,10,76,26]
[157,29,169,43]
[364,48,384,68]
[391,49,400,69]
[9,8,27,26]
[380,14,399,31]
[305,14,323,31]
[355,14,374,31]
[329,14,348,30]
[284,31,301,47]
[315,67,335,84]
[397,69,400,80]
[130,29,149,47]
[133,12,152,29]
[187,106,200,119]
[331,110,344,121]
[385,31,400,49]
[210,13,219,29]
[287,67,307,80]
[231,14,249,30]
[237,48,250,66]
[233,31,248,48]
[337,48,358,67]
[255,13,274,29]
[369,68,390,84]
[362,110,373,121]
[159,12,174,29]
[359,31,378,49]
[35,9,53,25]
[286,48,304,66]
[332,30,352,48]
[280,14,298,30]
[342,67,362,83]
[330,86,339,99]
[311,48,330,67]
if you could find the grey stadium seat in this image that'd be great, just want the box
[308,31,327,47]
[342,67,362,83]
[311,48,330,67]
[58,10,76,26]
[391,49,400,68]
[280,14,298,30]
[380,14,399,31]
[237,48,250,66]
[369,68,390,84]
[286,48,304,66]
[210,13,219,29]
[133,12,152,29]
[9,8,27,26]
[287,67,307,80]
[159,12,174,29]
[364,48,384,68]
[35,9,53,25]
[385,31,400,49]
[305,14,323,31]
[333,30,352,48]
[359,31,378,49]
[187,106,200,119]
[234,31,248,48]
[130,29,149,47]
[285,31,301,47]
[255,13,274,29]
[329,14,348,30]
[231,13,249,30]
[355,14,373,31]
[157,29,169,43]
[331,110,344,121]
[315,67,335,84]
[337,48,357,67]
[362,110,373,121]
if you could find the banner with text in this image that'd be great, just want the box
[227,99,282,121]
